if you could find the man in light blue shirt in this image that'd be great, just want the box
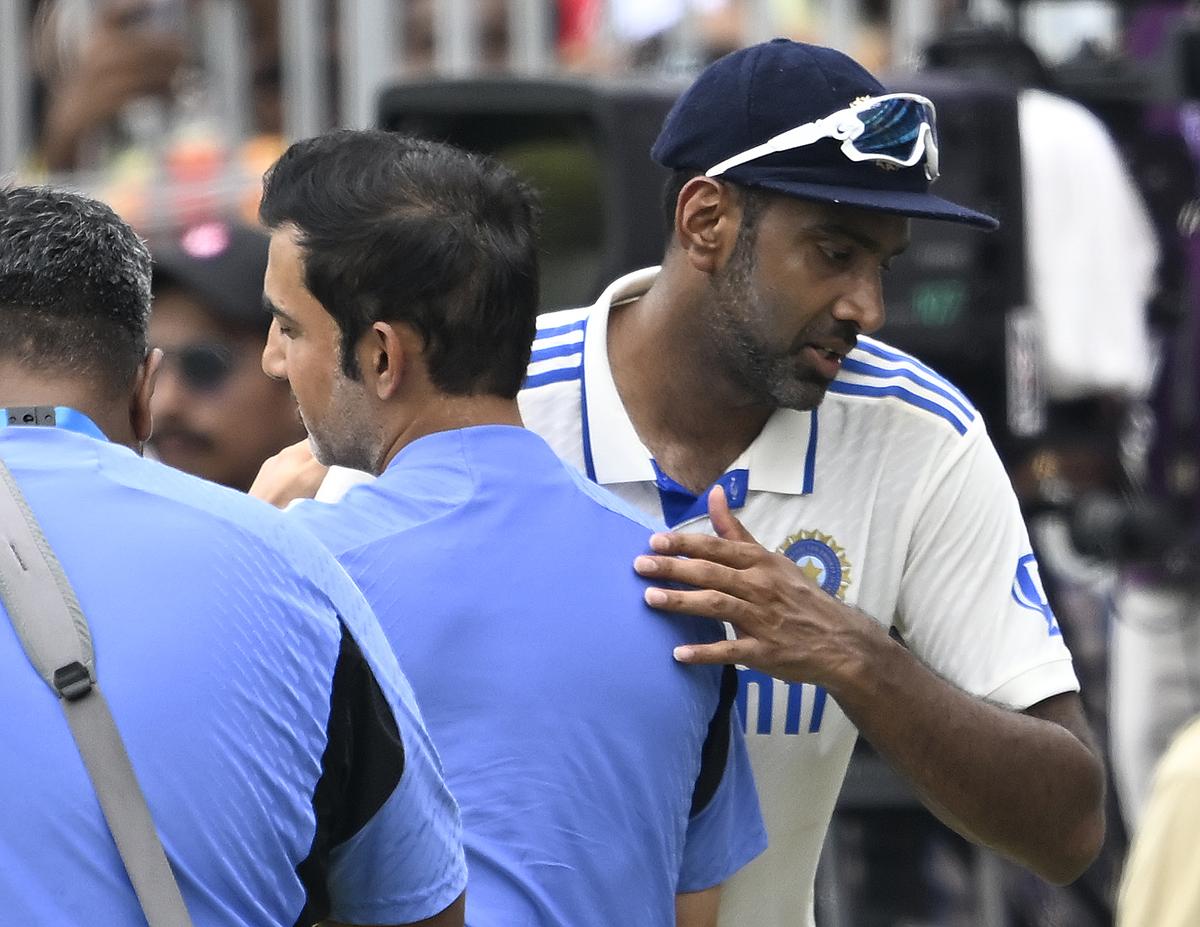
[252,130,766,926]
[0,186,467,926]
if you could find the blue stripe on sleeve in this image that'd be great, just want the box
[854,340,973,409]
[534,318,588,341]
[523,366,583,390]
[841,357,975,422]
[529,341,584,365]
[827,381,970,435]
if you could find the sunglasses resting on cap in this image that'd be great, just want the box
[706,93,940,183]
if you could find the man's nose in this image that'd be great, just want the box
[834,267,886,335]
[261,321,287,381]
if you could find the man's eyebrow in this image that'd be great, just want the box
[812,222,910,259]
[263,296,296,324]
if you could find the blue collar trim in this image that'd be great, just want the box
[579,319,598,482]
[652,462,749,528]
[0,406,109,442]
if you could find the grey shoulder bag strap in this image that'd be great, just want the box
[0,457,193,927]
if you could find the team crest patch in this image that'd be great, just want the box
[778,531,851,599]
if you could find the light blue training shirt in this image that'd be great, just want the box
[0,410,467,926]
[289,425,766,927]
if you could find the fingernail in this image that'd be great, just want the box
[645,588,668,606]
[649,533,670,552]
[634,555,657,574]
[673,646,692,662]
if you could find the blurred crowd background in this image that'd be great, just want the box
[3,1,1200,925]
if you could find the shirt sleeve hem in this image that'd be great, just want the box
[985,657,1079,709]
[328,864,467,925]
[676,823,769,894]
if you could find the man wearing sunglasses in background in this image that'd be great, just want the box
[149,221,305,491]
[519,39,1105,924]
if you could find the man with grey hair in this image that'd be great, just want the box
[0,185,467,926]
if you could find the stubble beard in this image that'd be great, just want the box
[302,373,383,475]
[707,236,831,413]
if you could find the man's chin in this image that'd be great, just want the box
[773,379,830,413]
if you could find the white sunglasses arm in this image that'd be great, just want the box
[705,119,836,178]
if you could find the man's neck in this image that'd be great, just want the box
[0,370,134,448]
[377,394,524,473]
[606,272,773,493]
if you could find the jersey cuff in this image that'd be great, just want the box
[985,657,1079,710]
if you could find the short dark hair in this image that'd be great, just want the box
[259,130,540,399]
[0,186,151,395]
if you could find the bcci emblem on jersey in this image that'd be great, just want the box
[778,531,852,599]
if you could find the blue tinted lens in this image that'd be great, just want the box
[855,98,935,160]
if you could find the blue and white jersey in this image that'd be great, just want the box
[518,267,1080,927]
[0,415,466,926]
[291,425,767,926]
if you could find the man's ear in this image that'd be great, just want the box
[674,176,742,275]
[361,321,419,401]
[131,348,163,446]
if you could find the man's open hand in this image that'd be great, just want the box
[633,485,883,686]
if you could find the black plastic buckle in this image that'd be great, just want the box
[3,406,57,427]
[53,662,93,701]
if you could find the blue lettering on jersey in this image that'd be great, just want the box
[1011,553,1061,636]
[736,668,827,734]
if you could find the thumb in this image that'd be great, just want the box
[707,484,756,543]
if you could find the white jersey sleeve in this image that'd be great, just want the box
[895,421,1079,709]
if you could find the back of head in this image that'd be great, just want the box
[0,186,151,398]
[259,129,540,399]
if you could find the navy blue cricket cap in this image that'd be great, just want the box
[651,39,999,230]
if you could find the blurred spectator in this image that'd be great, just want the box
[1116,713,1200,927]
[33,0,186,173]
[31,0,282,174]
[403,0,514,72]
[149,219,304,491]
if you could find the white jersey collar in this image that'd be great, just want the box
[582,267,818,496]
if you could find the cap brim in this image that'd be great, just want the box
[747,178,1000,231]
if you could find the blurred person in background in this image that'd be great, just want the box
[149,219,304,491]
[402,0,516,72]
[31,0,282,173]
[1116,712,1200,927]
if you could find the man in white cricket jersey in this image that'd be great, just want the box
[518,39,1105,925]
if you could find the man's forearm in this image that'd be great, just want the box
[831,629,1105,884]
[676,885,721,927]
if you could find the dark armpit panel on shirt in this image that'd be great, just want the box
[690,664,738,817]
[293,622,407,926]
